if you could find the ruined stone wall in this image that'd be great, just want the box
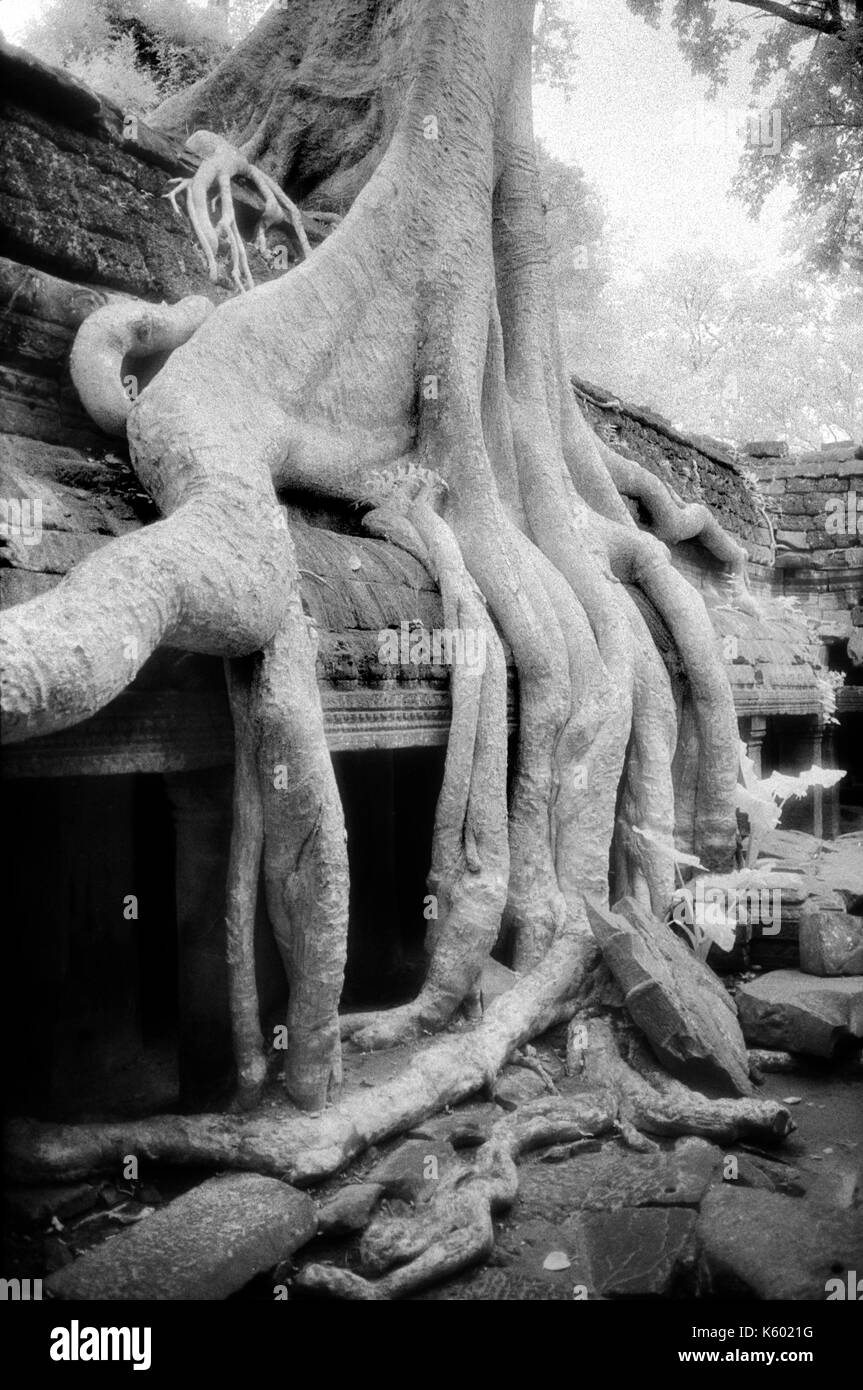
[575,381,775,582]
[747,447,863,661]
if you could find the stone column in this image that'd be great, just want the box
[802,714,824,841]
[745,714,768,777]
[821,721,842,840]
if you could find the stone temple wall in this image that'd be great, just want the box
[575,379,776,578]
[745,446,863,665]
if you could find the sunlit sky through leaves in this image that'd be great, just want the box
[0,0,792,276]
[533,1,791,276]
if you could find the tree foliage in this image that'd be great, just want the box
[533,0,581,93]
[19,0,233,111]
[627,1,863,273]
[565,245,863,448]
[536,141,609,324]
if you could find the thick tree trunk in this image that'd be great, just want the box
[1,0,763,1199]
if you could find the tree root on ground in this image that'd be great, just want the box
[295,1014,792,1300]
[297,1093,617,1300]
[4,984,792,1218]
[3,926,598,1185]
[574,1016,794,1147]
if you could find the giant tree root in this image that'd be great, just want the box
[1,1,778,1149]
[69,296,213,436]
[5,960,792,1206]
[297,1093,618,1300]
[597,441,759,616]
[224,582,350,1111]
[223,656,268,1105]
[166,130,312,291]
[340,482,509,1050]
[573,1016,795,1147]
[4,919,596,1185]
[254,596,349,1110]
[295,1014,793,1301]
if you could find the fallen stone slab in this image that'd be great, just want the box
[799,900,863,977]
[731,1152,804,1197]
[825,835,863,903]
[46,1174,316,1300]
[759,830,863,906]
[492,1202,698,1299]
[743,869,824,971]
[517,1136,721,1220]
[577,1207,697,1298]
[697,1187,863,1299]
[586,896,752,1096]
[804,1164,861,1212]
[736,971,863,1057]
[493,1216,594,1292]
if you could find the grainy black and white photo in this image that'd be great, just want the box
[0,0,861,1347]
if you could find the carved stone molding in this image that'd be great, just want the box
[1,683,519,777]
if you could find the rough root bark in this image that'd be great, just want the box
[1,0,770,1191]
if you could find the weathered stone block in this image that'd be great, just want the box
[799,902,863,977]
[46,1174,316,1300]
[736,970,863,1057]
[587,896,752,1096]
[578,1207,697,1298]
[517,1137,721,1219]
[697,1187,863,1299]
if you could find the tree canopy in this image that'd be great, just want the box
[565,248,863,448]
[627,0,863,273]
[17,0,250,110]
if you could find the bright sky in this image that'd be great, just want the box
[0,0,38,41]
[533,0,790,274]
[1,0,790,272]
